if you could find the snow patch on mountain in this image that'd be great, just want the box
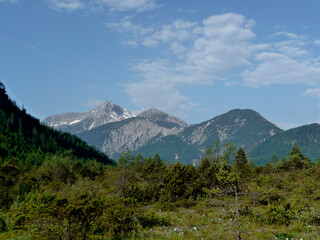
[43,101,136,134]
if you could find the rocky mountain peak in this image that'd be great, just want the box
[91,101,135,119]
[138,109,187,128]
[43,101,136,134]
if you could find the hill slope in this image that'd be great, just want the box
[251,123,320,164]
[0,82,114,167]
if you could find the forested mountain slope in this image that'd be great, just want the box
[0,82,114,167]
[251,123,320,164]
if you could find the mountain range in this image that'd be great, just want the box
[44,101,320,165]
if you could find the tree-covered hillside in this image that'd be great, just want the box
[0,81,114,167]
[251,123,320,165]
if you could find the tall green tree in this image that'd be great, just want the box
[233,148,248,175]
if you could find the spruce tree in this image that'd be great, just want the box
[234,148,248,172]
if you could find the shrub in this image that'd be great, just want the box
[258,188,282,205]
[12,214,27,230]
[105,204,138,239]
[264,203,292,225]
[0,216,7,232]
[138,211,170,228]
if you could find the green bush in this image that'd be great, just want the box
[138,211,170,228]
[300,207,320,225]
[105,204,138,239]
[258,188,282,205]
[264,203,292,225]
[0,216,7,232]
[12,214,27,230]
[274,232,294,239]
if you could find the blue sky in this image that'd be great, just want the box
[1,0,320,129]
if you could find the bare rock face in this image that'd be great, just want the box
[77,109,187,158]
[43,101,136,134]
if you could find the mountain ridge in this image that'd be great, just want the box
[44,102,320,165]
[43,101,136,134]
[76,108,283,164]
[76,109,187,159]
[131,108,283,164]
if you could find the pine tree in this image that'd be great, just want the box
[234,148,248,172]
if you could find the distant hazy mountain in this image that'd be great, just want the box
[76,109,187,159]
[251,123,320,164]
[132,109,283,164]
[43,101,136,134]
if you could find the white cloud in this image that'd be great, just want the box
[139,13,257,83]
[243,52,320,87]
[142,19,197,47]
[47,0,86,12]
[315,39,320,45]
[124,80,193,116]
[94,0,161,12]
[304,88,320,98]
[126,13,257,114]
[109,12,320,116]
[242,29,320,87]
[272,31,300,39]
[105,17,153,36]
[47,0,161,13]
[185,13,256,78]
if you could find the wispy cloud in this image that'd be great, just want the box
[120,13,320,116]
[47,0,86,12]
[243,32,320,87]
[96,0,162,12]
[124,13,257,115]
[142,19,198,47]
[124,79,194,117]
[46,0,161,13]
[272,31,300,39]
[243,52,320,87]
[304,88,320,98]
[105,17,153,35]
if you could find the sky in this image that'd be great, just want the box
[1,0,320,130]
